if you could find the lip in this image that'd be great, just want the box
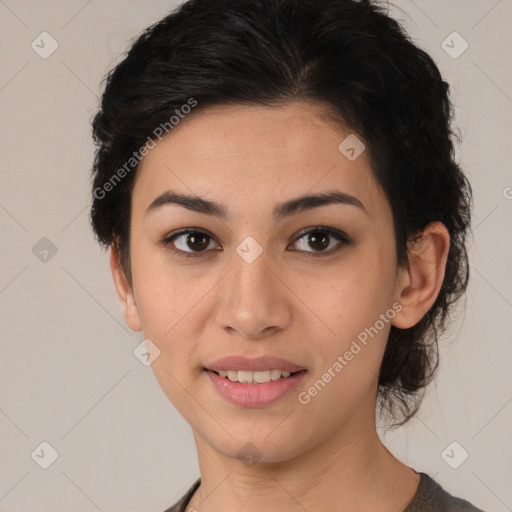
[205,355,306,373]
[205,368,308,408]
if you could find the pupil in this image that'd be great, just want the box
[310,231,328,251]
[188,232,208,251]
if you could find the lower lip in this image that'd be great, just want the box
[205,369,307,408]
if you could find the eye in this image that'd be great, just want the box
[289,226,352,257]
[161,229,220,258]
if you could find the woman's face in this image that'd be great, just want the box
[123,101,406,463]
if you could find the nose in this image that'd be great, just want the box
[213,246,292,340]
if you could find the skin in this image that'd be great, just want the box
[110,101,450,511]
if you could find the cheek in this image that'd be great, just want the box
[310,249,396,336]
[130,242,205,334]
[297,278,395,431]
[305,243,397,385]
[129,245,229,390]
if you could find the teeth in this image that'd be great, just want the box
[226,370,238,381]
[217,369,294,383]
[238,370,253,383]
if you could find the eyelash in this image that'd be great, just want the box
[160,226,352,259]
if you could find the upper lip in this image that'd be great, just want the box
[205,355,306,373]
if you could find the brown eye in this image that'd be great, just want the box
[290,227,351,257]
[162,229,219,258]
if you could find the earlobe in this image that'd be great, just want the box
[391,221,450,329]
[110,244,142,332]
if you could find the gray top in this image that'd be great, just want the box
[163,471,485,511]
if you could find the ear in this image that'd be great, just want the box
[110,243,142,332]
[392,221,450,329]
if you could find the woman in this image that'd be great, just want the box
[89,0,483,510]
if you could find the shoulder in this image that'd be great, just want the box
[161,478,201,512]
[404,472,486,512]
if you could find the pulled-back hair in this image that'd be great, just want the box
[90,0,472,427]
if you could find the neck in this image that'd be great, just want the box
[187,402,419,512]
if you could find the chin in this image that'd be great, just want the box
[203,430,312,466]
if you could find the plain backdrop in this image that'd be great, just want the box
[1,1,511,511]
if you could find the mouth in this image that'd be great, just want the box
[203,366,308,408]
[203,354,308,407]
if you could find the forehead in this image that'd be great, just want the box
[132,101,385,220]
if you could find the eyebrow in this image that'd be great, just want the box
[145,189,368,222]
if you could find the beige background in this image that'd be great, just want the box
[1,1,511,511]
